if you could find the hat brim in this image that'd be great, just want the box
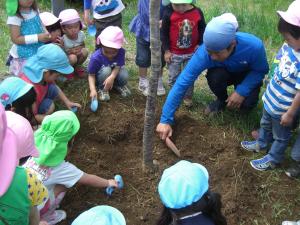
[56,64,74,75]
[0,128,18,196]
[170,0,193,3]
[100,39,122,49]
[277,11,298,27]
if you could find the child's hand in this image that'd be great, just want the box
[103,75,115,91]
[65,101,82,110]
[108,179,118,188]
[164,50,172,64]
[90,89,97,99]
[38,33,51,43]
[280,112,294,127]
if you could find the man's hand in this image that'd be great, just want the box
[280,112,294,127]
[156,123,173,141]
[164,50,172,64]
[226,91,245,109]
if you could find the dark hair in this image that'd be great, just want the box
[5,87,37,127]
[156,191,227,225]
[16,0,38,19]
[46,21,62,34]
[278,17,300,39]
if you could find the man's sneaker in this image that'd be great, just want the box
[115,85,131,97]
[282,220,300,225]
[250,155,278,171]
[204,100,226,115]
[285,161,300,178]
[241,141,263,153]
[157,84,166,96]
[98,89,110,101]
[42,210,67,225]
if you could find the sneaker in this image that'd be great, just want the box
[75,66,86,78]
[250,155,278,171]
[157,84,166,96]
[204,100,226,115]
[183,98,193,107]
[285,161,300,178]
[98,89,110,101]
[241,141,264,153]
[42,210,67,225]
[282,220,300,225]
[115,85,131,97]
[138,78,149,94]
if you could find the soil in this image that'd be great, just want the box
[59,82,300,225]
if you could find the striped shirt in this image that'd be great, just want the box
[263,43,300,118]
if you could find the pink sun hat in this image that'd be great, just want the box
[97,26,125,49]
[6,111,39,160]
[277,0,300,27]
[59,9,81,26]
[40,12,61,27]
[0,104,18,197]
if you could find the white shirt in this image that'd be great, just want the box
[63,31,85,50]
[92,0,125,20]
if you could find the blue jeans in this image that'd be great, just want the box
[168,53,193,98]
[38,84,59,114]
[96,66,128,90]
[291,133,300,162]
[258,109,292,163]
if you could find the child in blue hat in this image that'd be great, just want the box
[72,205,126,225]
[0,76,37,126]
[19,44,81,123]
[157,160,227,225]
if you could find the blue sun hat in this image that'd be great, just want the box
[0,77,34,107]
[203,13,238,52]
[158,160,209,209]
[72,205,126,225]
[23,44,74,83]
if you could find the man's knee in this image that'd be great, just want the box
[206,67,229,86]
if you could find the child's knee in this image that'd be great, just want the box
[68,54,78,65]
[81,48,89,58]
[46,102,55,115]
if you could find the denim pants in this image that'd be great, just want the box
[258,109,292,163]
[206,67,261,110]
[96,66,128,90]
[168,53,193,98]
[38,84,59,114]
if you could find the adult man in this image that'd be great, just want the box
[156,13,269,140]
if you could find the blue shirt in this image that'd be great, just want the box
[160,32,269,124]
[262,43,300,118]
[129,0,165,42]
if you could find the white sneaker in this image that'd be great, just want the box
[138,78,149,95]
[42,210,67,225]
[115,85,131,97]
[282,221,300,225]
[98,89,110,101]
[157,80,166,96]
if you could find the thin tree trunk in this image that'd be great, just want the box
[143,0,161,169]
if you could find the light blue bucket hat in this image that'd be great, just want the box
[23,44,74,83]
[203,13,238,52]
[0,77,34,107]
[72,206,126,225]
[158,160,209,209]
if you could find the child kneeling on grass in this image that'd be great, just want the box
[23,110,119,224]
[88,26,131,102]
[241,0,300,171]
[20,44,81,124]
[156,160,227,225]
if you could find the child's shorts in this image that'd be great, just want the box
[43,161,84,191]
[38,84,59,114]
[135,36,166,68]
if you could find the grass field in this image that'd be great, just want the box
[0,0,299,224]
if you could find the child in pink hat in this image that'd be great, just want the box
[88,26,131,102]
[0,105,49,225]
[39,12,63,46]
[59,9,89,78]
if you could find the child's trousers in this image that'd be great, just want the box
[258,109,292,164]
[96,66,128,90]
[168,53,193,99]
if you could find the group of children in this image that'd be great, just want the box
[1,0,300,224]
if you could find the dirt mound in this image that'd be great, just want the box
[60,90,299,225]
